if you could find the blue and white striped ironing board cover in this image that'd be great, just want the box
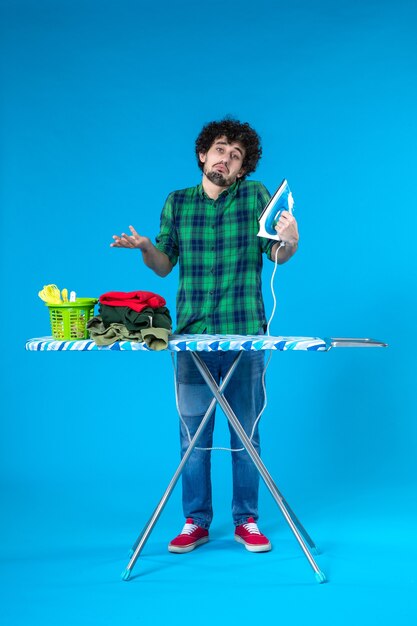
[25,335,331,352]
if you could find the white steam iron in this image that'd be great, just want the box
[257,179,294,241]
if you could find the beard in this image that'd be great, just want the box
[206,170,228,186]
[204,166,234,188]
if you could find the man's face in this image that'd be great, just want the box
[199,136,246,187]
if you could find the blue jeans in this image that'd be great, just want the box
[176,350,265,529]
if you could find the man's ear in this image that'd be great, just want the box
[199,151,207,164]
[237,168,246,179]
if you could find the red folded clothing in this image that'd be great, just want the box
[99,291,166,313]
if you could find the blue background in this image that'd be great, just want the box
[1,0,416,623]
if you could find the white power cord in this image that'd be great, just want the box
[266,242,284,335]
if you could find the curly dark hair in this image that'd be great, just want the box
[195,118,262,179]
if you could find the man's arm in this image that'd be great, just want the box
[271,240,298,264]
[270,210,299,265]
[111,225,173,277]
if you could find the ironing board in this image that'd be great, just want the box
[26,334,387,583]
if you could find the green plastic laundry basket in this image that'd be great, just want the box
[46,298,98,340]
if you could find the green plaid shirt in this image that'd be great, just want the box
[155,179,274,335]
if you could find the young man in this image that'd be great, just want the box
[111,118,299,553]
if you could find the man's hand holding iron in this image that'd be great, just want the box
[275,210,299,246]
[270,211,299,263]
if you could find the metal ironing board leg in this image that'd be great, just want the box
[191,352,327,584]
[121,352,244,581]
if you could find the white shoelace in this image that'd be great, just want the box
[181,522,198,536]
[242,521,261,535]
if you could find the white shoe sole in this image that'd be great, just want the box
[234,535,272,553]
[168,536,209,553]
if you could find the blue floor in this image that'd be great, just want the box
[2,481,416,625]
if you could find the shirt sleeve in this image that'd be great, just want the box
[154,192,179,267]
[256,182,275,260]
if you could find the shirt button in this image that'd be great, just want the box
[209,290,214,295]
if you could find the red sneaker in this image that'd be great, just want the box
[168,518,209,553]
[234,517,272,552]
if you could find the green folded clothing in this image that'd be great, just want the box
[87,317,170,350]
[99,304,172,332]
[141,327,170,351]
